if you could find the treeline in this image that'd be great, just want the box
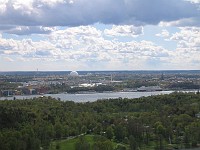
[168,82,200,89]
[48,84,115,94]
[126,80,200,90]
[126,80,158,88]
[0,83,115,96]
[0,92,200,149]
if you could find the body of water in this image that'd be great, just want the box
[0,91,173,102]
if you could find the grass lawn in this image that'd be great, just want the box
[50,136,79,150]
[49,135,178,150]
[49,135,125,150]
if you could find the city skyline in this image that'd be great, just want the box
[0,0,200,71]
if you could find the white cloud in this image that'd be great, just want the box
[159,17,200,27]
[156,29,170,38]
[165,27,200,68]
[0,1,8,13]
[1,24,200,70]
[170,27,200,48]
[0,0,199,27]
[104,25,143,37]
[1,26,56,35]
[0,25,173,70]
[186,0,200,4]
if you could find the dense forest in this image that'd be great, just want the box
[1,92,200,150]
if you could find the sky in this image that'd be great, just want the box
[0,0,200,71]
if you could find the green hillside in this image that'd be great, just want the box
[1,92,200,149]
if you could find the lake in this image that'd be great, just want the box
[0,91,173,102]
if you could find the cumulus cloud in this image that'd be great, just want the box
[0,26,55,35]
[3,26,56,35]
[0,36,59,61]
[1,24,200,70]
[104,25,143,37]
[159,17,200,27]
[170,27,200,48]
[156,29,170,38]
[0,25,172,68]
[165,27,200,68]
[0,0,199,27]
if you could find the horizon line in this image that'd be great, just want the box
[1,69,200,72]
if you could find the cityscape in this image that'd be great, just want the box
[0,70,200,97]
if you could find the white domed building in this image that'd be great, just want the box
[69,71,79,77]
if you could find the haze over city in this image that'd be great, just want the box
[0,0,200,71]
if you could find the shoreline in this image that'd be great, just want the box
[0,91,174,101]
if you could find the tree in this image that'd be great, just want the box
[129,135,137,150]
[114,125,126,141]
[94,123,102,134]
[81,125,87,134]
[114,144,127,150]
[154,122,166,150]
[54,121,63,139]
[106,126,114,140]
